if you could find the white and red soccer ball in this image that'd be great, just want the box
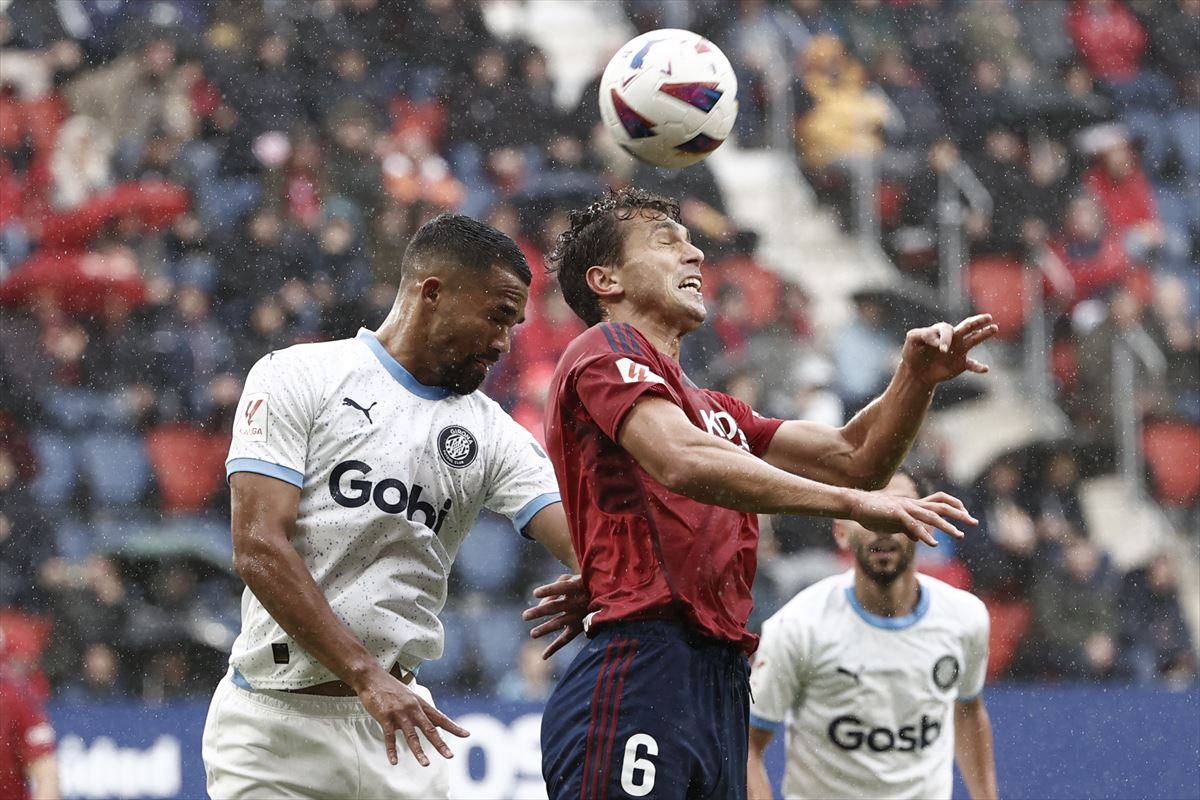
[599,28,739,168]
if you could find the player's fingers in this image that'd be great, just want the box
[961,324,999,349]
[382,720,399,766]
[532,575,579,598]
[397,722,428,767]
[965,357,990,374]
[924,493,977,524]
[912,504,965,539]
[523,598,567,622]
[934,322,953,352]
[530,614,572,639]
[901,512,937,547]
[540,626,582,660]
[416,717,455,760]
[425,704,470,739]
[954,314,993,335]
[924,499,976,526]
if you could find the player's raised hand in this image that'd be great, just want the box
[356,668,469,767]
[523,573,589,659]
[901,314,998,385]
[847,489,978,547]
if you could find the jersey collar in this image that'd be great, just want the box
[845,582,929,630]
[357,328,453,400]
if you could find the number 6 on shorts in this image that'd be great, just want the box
[620,733,658,796]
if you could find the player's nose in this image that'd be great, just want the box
[684,240,704,265]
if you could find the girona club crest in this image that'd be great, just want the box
[437,425,478,469]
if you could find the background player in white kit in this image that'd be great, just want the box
[747,473,1000,800]
[202,214,583,800]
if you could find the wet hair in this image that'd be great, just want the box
[401,213,531,286]
[548,187,680,326]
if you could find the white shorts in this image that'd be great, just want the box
[202,674,450,800]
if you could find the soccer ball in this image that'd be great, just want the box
[599,28,738,168]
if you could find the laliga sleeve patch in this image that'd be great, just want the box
[615,357,666,385]
[235,393,269,442]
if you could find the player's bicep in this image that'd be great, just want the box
[761,419,862,488]
[616,396,714,486]
[230,472,302,558]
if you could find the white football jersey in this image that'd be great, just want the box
[749,571,989,800]
[225,329,560,690]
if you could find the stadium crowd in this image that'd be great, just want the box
[0,0,1195,706]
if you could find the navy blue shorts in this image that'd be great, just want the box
[541,620,751,800]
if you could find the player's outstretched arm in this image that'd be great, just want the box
[955,697,1000,800]
[747,727,776,800]
[764,314,997,490]
[619,397,976,545]
[230,472,468,767]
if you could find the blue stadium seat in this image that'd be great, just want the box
[30,429,79,506]
[78,431,150,508]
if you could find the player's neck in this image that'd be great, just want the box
[605,313,684,361]
[373,312,441,387]
[853,569,920,619]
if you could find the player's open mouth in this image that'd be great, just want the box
[678,276,702,296]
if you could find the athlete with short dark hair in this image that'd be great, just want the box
[538,188,997,799]
[202,213,584,800]
[747,472,999,800]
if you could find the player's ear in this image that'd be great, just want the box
[585,264,622,302]
[832,520,850,551]
[418,276,443,307]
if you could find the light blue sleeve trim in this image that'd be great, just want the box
[749,713,783,733]
[230,667,253,690]
[513,492,562,539]
[956,690,983,703]
[227,457,304,488]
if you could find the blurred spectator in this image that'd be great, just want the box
[832,292,895,415]
[1047,194,1147,308]
[1118,552,1198,685]
[496,639,556,703]
[958,459,1039,601]
[1033,448,1089,536]
[793,35,893,227]
[1023,535,1124,680]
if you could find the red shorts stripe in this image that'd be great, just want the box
[595,640,638,800]
[585,639,631,800]
[580,640,622,800]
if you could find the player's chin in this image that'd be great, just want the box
[447,366,488,395]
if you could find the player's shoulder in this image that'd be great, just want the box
[253,336,359,374]
[563,322,659,365]
[769,571,853,628]
[919,573,989,625]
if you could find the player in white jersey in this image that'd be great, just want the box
[747,473,999,800]
[202,214,585,800]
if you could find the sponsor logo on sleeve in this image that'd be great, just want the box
[235,393,269,442]
[615,357,665,385]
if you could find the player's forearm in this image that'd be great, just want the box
[524,503,581,571]
[28,754,60,800]
[955,701,999,800]
[667,438,855,518]
[746,755,773,800]
[234,531,382,689]
[838,362,935,490]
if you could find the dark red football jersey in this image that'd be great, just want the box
[545,321,783,654]
[0,676,55,800]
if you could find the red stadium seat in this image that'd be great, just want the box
[967,256,1027,342]
[983,598,1033,681]
[145,423,229,514]
[1142,419,1200,507]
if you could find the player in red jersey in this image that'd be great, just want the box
[0,674,59,800]
[536,188,996,800]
